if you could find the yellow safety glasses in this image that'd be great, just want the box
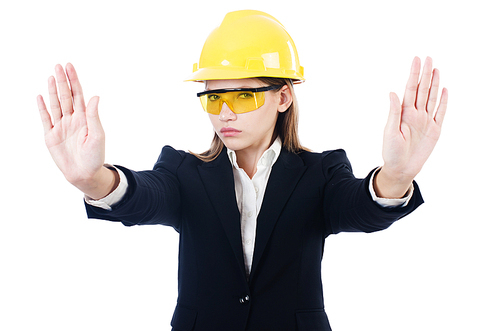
[197,85,282,115]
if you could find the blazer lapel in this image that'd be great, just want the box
[249,150,307,282]
[197,149,246,278]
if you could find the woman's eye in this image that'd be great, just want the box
[208,94,220,101]
[238,92,254,99]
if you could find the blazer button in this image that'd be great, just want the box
[239,295,250,304]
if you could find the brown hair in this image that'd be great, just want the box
[191,77,309,162]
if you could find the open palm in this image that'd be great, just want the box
[382,57,448,181]
[37,63,105,188]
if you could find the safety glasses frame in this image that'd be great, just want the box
[196,85,282,97]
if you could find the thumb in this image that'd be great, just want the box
[385,92,402,133]
[86,96,103,136]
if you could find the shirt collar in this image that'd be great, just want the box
[227,138,282,169]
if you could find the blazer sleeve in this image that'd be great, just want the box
[321,149,424,235]
[85,146,184,231]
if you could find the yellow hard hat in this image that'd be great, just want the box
[186,10,305,83]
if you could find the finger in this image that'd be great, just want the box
[426,68,440,116]
[415,57,433,111]
[55,64,74,116]
[386,92,402,133]
[66,63,85,113]
[37,95,53,134]
[48,75,62,123]
[402,57,421,110]
[434,88,448,127]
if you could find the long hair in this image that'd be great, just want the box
[191,77,309,162]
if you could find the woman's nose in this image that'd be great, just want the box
[219,102,237,121]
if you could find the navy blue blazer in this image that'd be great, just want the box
[85,146,423,331]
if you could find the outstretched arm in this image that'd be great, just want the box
[37,63,118,199]
[375,56,448,199]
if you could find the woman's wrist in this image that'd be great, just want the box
[373,167,414,199]
[73,166,119,200]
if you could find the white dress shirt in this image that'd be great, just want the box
[227,139,282,277]
[86,141,413,277]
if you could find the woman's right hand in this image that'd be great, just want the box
[37,63,117,199]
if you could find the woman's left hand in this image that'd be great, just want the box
[376,56,448,198]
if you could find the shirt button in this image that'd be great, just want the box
[245,239,252,245]
[247,211,253,217]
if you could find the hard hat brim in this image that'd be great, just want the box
[185,66,305,83]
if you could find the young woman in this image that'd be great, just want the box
[37,10,448,331]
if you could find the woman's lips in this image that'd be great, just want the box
[220,127,242,137]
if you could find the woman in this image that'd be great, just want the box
[37,10,447,331]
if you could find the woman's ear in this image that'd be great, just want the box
[277,85,293,113]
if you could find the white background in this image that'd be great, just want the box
[1,0,499,330]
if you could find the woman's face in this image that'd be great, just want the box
[205,78,290,154]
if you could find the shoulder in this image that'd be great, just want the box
[293,149,353,180]
[295,149,350,167]
[153,145,204,173]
